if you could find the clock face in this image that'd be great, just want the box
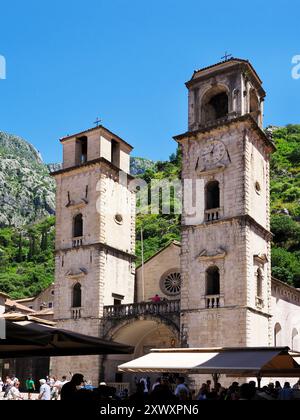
[201,141,226,166]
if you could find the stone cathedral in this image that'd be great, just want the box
[48,58,300,386]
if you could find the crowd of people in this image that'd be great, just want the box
[0,375,68,400]
[1,373,300,401]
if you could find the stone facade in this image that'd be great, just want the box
[174,59,275,355]
[135,241,181,302]
[15,284,55,312]
[46,59,300,388]
[50,126,135,384]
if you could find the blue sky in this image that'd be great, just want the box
[0,0,299,163]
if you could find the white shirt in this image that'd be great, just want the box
[7,386,22,400]
[40,383,51,400]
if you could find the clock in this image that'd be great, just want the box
[201,141,226,166]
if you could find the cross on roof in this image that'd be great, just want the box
[94,117,102,127]
[221,51,232,62]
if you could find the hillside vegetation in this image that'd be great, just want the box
[0,126,299,298]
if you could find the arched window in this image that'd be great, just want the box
[73,214,83,238]
[72,283,82,308]
[274,323,282,347]
[206,266,220,296]
[256,268,263,298]
[76,136,87,164]
[292,328,299,351]
[249,89,260,124]
[205,181,220,210]
[202,87,229,125]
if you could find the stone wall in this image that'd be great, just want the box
[135,242,181,302]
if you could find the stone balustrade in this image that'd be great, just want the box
[205,208,222,222]
[72,236,84,248]
[205,295,222,309]
[103,300,180,319]
[71,307,82,320]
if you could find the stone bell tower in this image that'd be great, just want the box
[174,58,275,348]
[51,125,135,383]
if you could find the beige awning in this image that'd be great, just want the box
[118,347,300,377]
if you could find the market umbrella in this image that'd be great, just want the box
[0,317,134,357]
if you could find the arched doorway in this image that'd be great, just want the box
[103,320,179,389]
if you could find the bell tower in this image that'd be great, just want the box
[174,59,275,348]
[51,125,135,383]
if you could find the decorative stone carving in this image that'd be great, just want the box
[253,253,268,265]
[197,247,226,260]
[65,267,88,279]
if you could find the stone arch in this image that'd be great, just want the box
[102,318,180,386]
[274,322,282,347]
[201,85,229,125]
[105,316,180,343]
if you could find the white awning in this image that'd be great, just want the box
[118,347,300,377]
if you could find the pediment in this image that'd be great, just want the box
[65,267,88,279]
[66,198,88,208]
[197,247,226,260]
[253,253,268,265]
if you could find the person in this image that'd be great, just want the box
[196,383,208,400]
[60,373,84,401]
[174,377,189,399]
[51,377,61,400]
[150,294,161,303]
[11,375,19,386]
[293,379,300,389]
[84,380,94,391]
[278,382,294,400]
[7,381,23,400]
[0,377,3,393]
[38,379,51,400]
[139,377,149,394]
[25,376,35,400]
[3,377,12,399]
[152,377,161,391]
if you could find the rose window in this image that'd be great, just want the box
[160,272,181,296]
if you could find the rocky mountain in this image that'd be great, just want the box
[130,157,156,175]
[0,131,157,228]
[0,132,56,227]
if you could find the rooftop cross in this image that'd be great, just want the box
[94,117,102,127]
[221,51,232,62]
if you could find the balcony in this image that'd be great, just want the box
[72,236,84,248]
[205,208,222,222]
[205,295,223,309]
[71,307,82,320]
[103,300,180,319]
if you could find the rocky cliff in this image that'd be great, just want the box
[0,132,56,227]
